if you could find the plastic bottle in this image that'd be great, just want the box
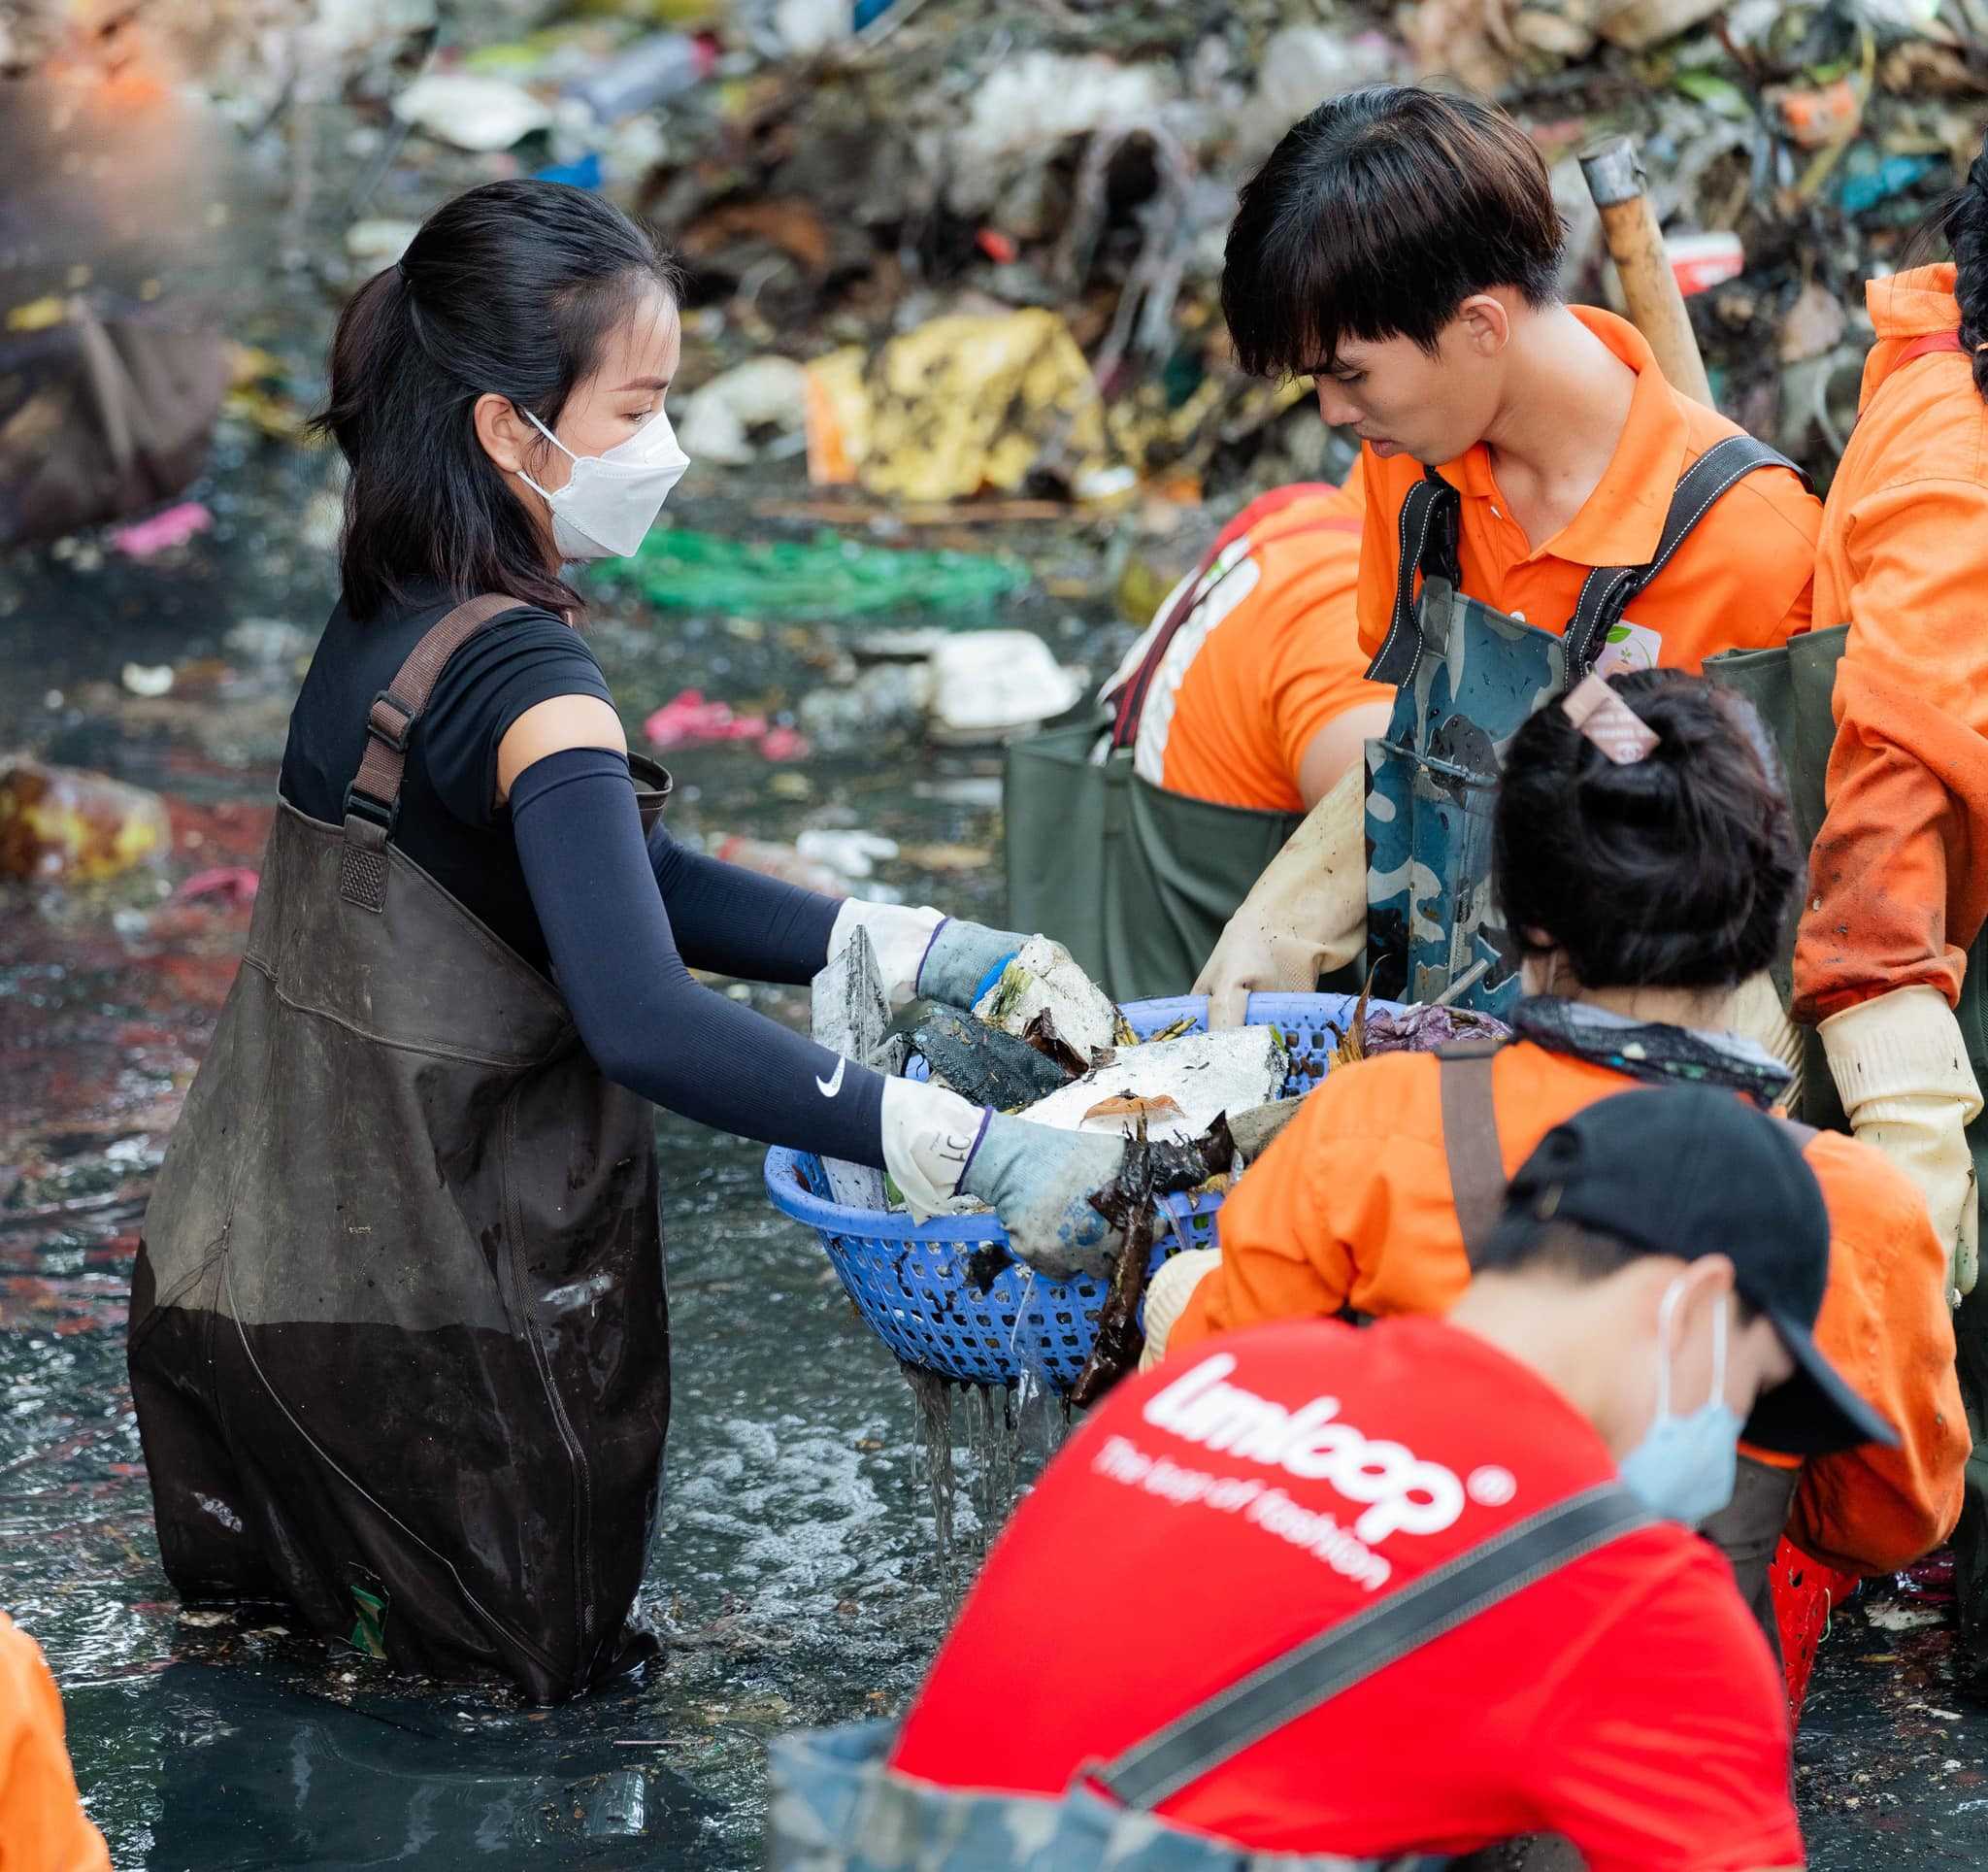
[566,34,715,124]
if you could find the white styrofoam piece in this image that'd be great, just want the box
[812,926,898,1210]
[1019,1026,1288,1142]
[973,933,1120,1062]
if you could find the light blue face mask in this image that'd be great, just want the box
[1616,1277,1743,1527]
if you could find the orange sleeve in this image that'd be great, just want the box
[1265,534,1386,787]
[1169,1055,1471,1352]
[1774,1137,1967,1574]
[1793,477,1988,1020]
[0,1614,109,1872]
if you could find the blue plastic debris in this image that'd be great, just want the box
[534,151,603,191]
[1839,153,1935,217]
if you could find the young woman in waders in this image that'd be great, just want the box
[1143,672,1966,1656]
[127,181,1136,1703]
[1780,143,1988,1679]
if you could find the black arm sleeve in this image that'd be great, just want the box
[511,747,886,1166]
[645,819,841,984]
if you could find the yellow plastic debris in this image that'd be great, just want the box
[6,297,66,333]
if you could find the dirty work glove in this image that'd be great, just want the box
[1721,970,1805,1110]
[1821,985,1985,1301]
[916,918,1034,1008]
[829,901,944,1007]
[1137,1247,1221,1374]
[1193,761,1367,1030]
[878,1081,1127,1280]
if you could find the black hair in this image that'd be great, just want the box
[1221,85,1565,381]
[1494,670,1802,992]
[1473,1219,1762,1321]
[312,180,682,620]
[1945,136,1988,403]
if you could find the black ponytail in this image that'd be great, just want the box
[1493,671,1803,992]
[1943,141,1988,404]
[311,180,682,620]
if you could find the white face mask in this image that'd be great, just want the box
[515,404,689,561]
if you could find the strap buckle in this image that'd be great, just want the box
[342,782,398,836]
[366,689,415,754]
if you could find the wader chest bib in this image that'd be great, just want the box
[1363,437,1804,1017]
[128,597,675,1703]
[1004,517,1367,1000]
[769,1482,1649,1871]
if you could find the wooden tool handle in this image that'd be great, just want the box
[1580,136,1715,410]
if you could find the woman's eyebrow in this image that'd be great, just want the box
[614,375,673,391]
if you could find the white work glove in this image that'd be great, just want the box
[1821,984,1984,1302]
[1192,761,1367,1030]
[1721,969,1805,1109]
[879,1080,1127,1281]
[829,901,944,1007]
[1137,1248,1220,1373]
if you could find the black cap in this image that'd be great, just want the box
[1482,1086,1899,1457]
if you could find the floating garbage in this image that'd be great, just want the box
[885,999,1074,1110]
[972,933,1127,1069]
[0,758,173,883]
[391,73,551,152]
[593,527,1028,621]
[1018,1027,1290,1143]
[563,31,712,123]
[926,632,1086,746]
[676,357,810,467]
[112,501,212,558]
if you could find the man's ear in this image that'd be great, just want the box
[474,393,536,476]
[1454,293,1511,359]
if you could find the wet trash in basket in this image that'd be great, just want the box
[812,926,905,1210]
[1018,1027,1291,1142]
[885,999,1074,1111]
[973,934,1129,1070]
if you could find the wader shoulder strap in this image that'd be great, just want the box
[1108,515,1363,751]
[338,592,526,912]
[1097,1483,1652,1811]
[1563,435,1810,680]
[1439,1041,1508,1268]
[1364,468,1462,687]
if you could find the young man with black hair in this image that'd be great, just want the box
[871,1088,1880,1869]
[1196,85,1822,1026]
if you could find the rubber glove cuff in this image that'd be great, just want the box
[917,919,1030,1009]
[830,901,945,1008]
[1822,985,1983,1299]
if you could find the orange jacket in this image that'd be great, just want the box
[1172,1042,1966,1575]
[0,1611,108,1872]
[1356,307,1820,675]
[1792,266,1988,1020]
[1129,480,1385,813]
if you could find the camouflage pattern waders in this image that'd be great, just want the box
[1362,437,1805,1019]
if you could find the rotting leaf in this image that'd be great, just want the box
[1020,1008,1091,1076]
[1081,1092,1184,1126]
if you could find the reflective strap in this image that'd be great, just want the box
[1365,472,1460,687]
[1561,435,1808,680]
[1097,1484,1653,1810]
[1109,516,1363,751]
[1439,1042,1508,1268]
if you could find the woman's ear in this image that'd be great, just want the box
[473,393,535,476]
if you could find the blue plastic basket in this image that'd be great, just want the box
[763,991,1396,1391]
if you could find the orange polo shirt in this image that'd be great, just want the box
[1356,307,1820,674]
[1172,1043,1966,1578]
[1127,481,1386,813]
[0,1611,109,1872]
[1793,266,1988,1021]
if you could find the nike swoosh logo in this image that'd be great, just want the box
[816,1057,846,1098]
